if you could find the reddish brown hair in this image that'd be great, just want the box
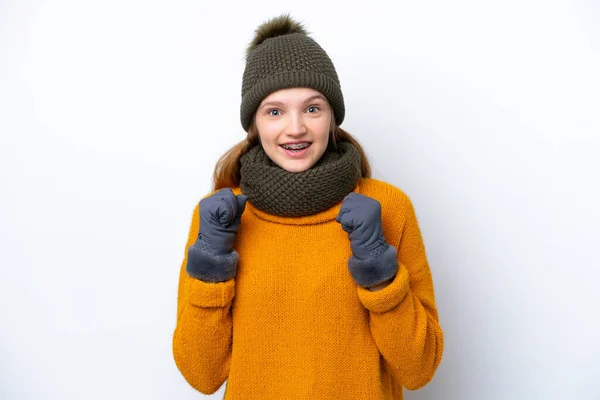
[212,118,371,191]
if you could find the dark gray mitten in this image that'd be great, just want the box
[186,188,248,282]
[336,193,398,288]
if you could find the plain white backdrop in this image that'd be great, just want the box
[1,0,599,399]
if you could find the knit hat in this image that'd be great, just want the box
[240,14,345,132]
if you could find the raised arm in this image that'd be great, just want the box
[172,189,247,394]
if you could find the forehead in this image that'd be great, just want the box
[260,87,325,104]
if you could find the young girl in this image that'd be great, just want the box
[172,14,444,400]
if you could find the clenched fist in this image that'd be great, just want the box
[336,193,398,288]
[186,188,248,282]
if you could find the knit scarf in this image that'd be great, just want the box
[239,142,362,217]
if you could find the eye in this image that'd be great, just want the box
[268,109,281,116]
[307,106,320,113]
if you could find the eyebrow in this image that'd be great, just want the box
[259,94,327,110]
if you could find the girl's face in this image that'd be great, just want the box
[254,87,332,173]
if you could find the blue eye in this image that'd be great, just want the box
[307,106,320,113]
[268,109,280,116]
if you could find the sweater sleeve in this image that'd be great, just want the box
[172,203,235,394]
[356,196,444,391]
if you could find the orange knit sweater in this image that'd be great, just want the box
[172,178,443,399]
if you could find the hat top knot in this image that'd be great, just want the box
[246,14,308,57]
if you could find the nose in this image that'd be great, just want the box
[286,112,307,137]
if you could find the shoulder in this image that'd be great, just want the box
[359,178,421,246]
[358,178,412,210]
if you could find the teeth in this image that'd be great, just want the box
[282,142,310,150]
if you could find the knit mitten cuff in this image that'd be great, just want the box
[348,245,398,288]
[186,240,239,283]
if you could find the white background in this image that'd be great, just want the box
[1,0,599,399]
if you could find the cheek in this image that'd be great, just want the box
[310,120,331,143]
[256,125,277,145]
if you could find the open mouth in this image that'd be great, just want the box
[280,142,312,152]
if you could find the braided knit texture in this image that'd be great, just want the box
[240,32,345,131]
[239,142,361,217]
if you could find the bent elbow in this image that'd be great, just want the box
[172,333,227,394]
